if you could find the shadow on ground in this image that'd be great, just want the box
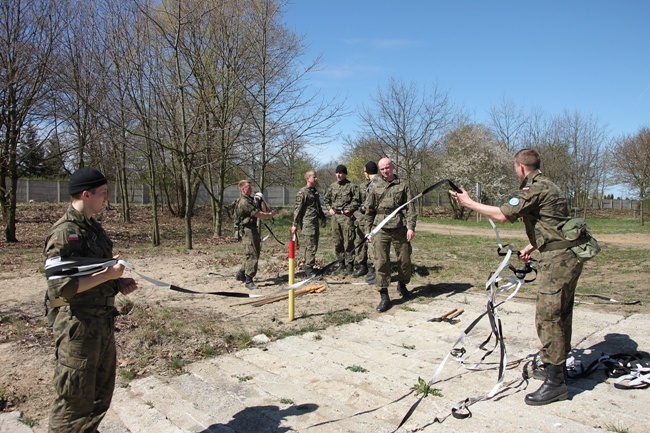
[198,403,318,433]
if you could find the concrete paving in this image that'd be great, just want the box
[5,290,649,433]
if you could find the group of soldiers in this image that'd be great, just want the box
[40,149,587,431]
[234,157,417,314]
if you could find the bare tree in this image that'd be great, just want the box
[489,95,528,153]
[189,0,252,237]
[240,0,343,194]
[611,127,650,225]
[137,0,209,249]
[545,110,608,216]
[359,77,452,195]
[0,0,61,242]
[50,0,111,173]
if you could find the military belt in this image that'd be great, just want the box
[47,296,115,308]
[538,236,588,253]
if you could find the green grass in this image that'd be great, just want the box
[235,374,253,382]
[411,377,443,397]
[604,422,631,433]
[18,416,37,428]
[323,310,368,326]
[345,365,368,373]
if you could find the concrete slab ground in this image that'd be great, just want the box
[6,290,649,433]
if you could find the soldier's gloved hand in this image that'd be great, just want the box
[254,192,264,199]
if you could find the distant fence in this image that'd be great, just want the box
[14,179,640,211]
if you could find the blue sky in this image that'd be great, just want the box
[284,0,650,175]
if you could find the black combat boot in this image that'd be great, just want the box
[352,263,368,277]
[397,282,414,300]
[376,288,392,312]
[305,265,315,278]
[332,261,345,275]
[365,266,376,285]
[245,275,257,290]
[525,364,568,406]
[532,363,569,381]
[345,262,354,275]
[235,269,245,282]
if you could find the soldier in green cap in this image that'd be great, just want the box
[43,167,138,433]
[323,164,361,275]
[291,170,327,277]
[451,148,584,407]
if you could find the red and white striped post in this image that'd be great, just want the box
[288,233,296,321]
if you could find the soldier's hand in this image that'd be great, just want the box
[103,256,125,280]
[118,278,138,295]
[342,209,351,217]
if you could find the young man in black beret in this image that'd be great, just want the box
[43,167,138,432]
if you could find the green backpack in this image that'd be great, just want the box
[561,218,601,263]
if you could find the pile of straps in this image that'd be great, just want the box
[394,220,537,431]
[566,352,650,390]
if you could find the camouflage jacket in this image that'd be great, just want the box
[235,195,259,229]
[499,170,570,251]
[323,179,360,213]
[362,175,416,232]
[293,186,326,229]
[43,205,118,302]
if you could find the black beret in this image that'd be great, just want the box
[364,161,378,175]
[68,167,108,195]
[335,164,347,174]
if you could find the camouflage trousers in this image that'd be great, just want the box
[535,248,584,366]
[354,220,370,266]
[49,306,117,433]
[298,222,320,268]
[330,214,356,265]
[373,226,412,291]
[240,225,261,277]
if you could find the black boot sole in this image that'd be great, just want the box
[524,390,568,406]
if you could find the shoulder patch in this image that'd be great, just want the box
[68,233,79,242]
[508,197,520,206]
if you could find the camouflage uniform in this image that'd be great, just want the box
[235,195,261,277]
[500,170,583,366]
[362,175,417,290]
[293,186,327,268]
[355,177,377,267]
[323,179,360,266]
[43,206,119,433]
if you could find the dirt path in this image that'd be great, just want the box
[417,221,650,246]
